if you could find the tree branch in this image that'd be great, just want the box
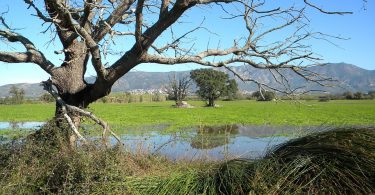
[44,0,80,48]
[0,27,55,74]
[304,0,353,15]
[160,0,170,19]
[135,0,145,42]
[41,80,87,143]
[59,4,108,79]
[93,0,136,42]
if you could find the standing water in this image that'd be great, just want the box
[1,122,306,161]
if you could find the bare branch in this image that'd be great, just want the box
[304,0,353,15]
[41,80,87,143]
[23,0,53,23]
[93,0,136,42]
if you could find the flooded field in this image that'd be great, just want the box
[0,122,320,160]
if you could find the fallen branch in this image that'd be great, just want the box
[41,80,87,143]
[66,105,122,144]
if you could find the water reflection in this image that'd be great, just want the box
[190,125,239,149]
[120,124,292,161]
[1,122,296,160]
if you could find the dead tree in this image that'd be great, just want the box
[166,74,191,106]
[0,0,355,143]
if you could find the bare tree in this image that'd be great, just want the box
[166,74,191,106]
[0,0,355,143]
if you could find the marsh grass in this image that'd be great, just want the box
[0,124,374,194]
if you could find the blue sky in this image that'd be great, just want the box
[0,0,374,86]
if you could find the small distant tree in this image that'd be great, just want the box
[252,90,276,101]
[9,86,25,104]
[39,93,55,103]
[166,74,191,106]
[190,69,237,107]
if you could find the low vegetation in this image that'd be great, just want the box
[1,124,374,194]
[145,127,375,194]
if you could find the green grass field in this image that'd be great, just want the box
[0,100,374,128]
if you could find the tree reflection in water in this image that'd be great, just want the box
[190,125,239,149]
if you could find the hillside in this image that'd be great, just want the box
[0,63,374,98]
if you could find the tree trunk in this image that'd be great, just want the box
[207,98,215,107]
[42,41,112,146]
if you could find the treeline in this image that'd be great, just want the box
[341,91,375,100]
[298,91,375,101]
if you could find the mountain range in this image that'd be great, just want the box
[0,63,374,98]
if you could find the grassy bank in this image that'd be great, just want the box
[0,100,374,128]
[1,126,374,194]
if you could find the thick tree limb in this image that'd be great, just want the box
[135,0,145,42]
[44,0,80,48]
[60,5,108,79]
[159,0,170,19]
[105,0,197,83]
[0,27,55,74]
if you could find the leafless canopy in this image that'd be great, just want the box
[0,0,354,105]
[165,74,191,105]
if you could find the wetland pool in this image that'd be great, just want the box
[1,122,322,160]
